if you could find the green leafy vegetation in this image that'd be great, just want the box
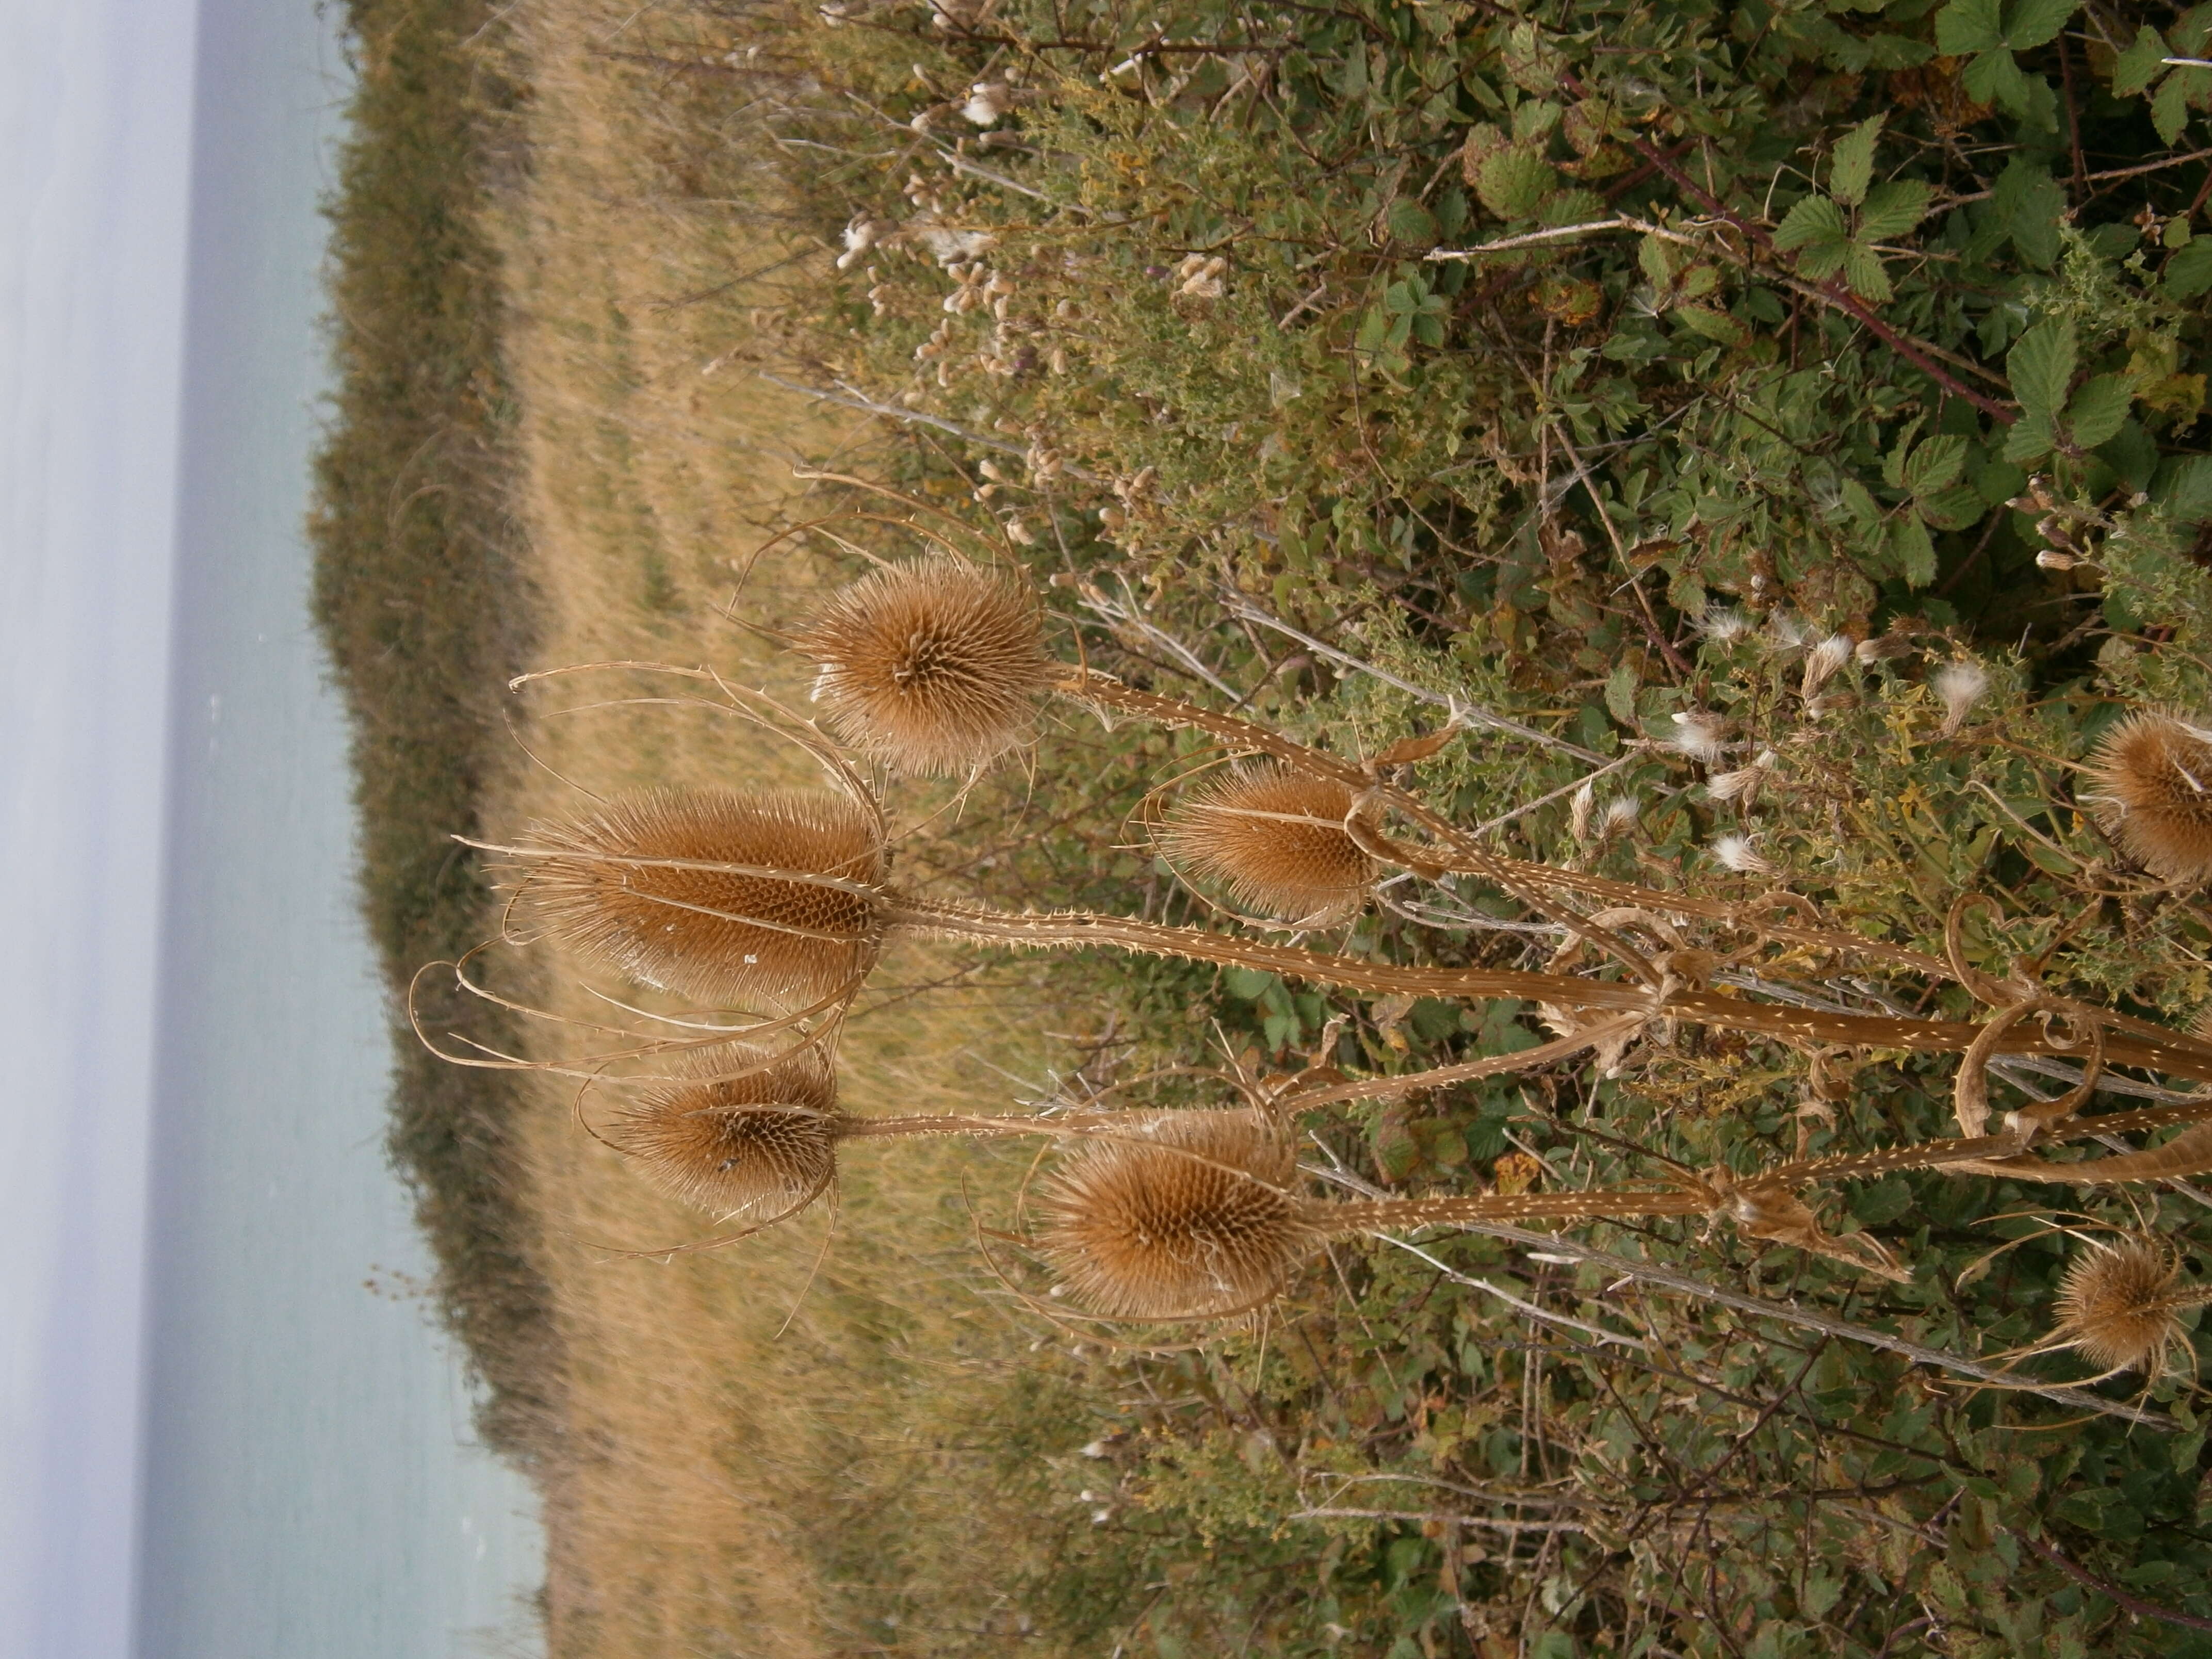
[315,0,2212,1649]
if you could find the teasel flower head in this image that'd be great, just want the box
[1156,764,1377,924]
[2083,709,2212,882]
[795,556,1051,775]
[1932,660,1991,738]
[2045,1233,2211,1380]
[609,1045,840,1218]
[1031,1111,1316,1320]
[523,787,888,1011]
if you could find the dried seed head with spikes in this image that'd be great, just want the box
[608,1046,841,1217]
[1155,765,1378,923]
[2046,1233,2210,1379]
[1031,1111,1317,1320]
[795,556,1050,774]
[523,787,887,1011]
[2083,711,2212,882]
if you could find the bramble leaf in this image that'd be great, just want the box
[2001,0,2077,52]
[1934,0,2002,53]
[2113,25,2169,97]
[2063,375,2134,450]
[1831,116,1883,206]
[1903,434,1970,496]
[1857,180,1932,241]
[1842,240,1893,302]
[2006,319,2076,415]
[1890,513,1938,587]
[1474,147,1555,219]
[2000,410,2055,464]
[1772,193,1848,254]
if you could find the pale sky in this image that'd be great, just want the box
[0,2,199,1652]
[0,5,543,1655]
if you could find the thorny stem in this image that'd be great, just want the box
[877,889,2212,1077]
[1446,1223,2172,1430]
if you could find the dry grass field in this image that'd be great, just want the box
[481,8,1095,1650]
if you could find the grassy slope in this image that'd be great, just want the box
[308,0,561,1459]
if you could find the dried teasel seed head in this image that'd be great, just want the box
[1155,764,1378,924]
[1032,1111,1316,1319]
[795,556,1050,775]
[2050,1234,2201,1376]
[2083,710,2212,882]
[524,787,887,1011]
[610,1046,840,1217]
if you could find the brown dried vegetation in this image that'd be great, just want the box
[2083,710,2212,882]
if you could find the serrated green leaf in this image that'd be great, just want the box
[2063,375,2133,449]
[2006,318,2076,414]
[2158,454,2212,523]
[1881,415,1926,490]
[1411,313,1445,348]
[1934,0,2002,53]
[1890,513,1938,587]
[1843,240,1893,301]
[1904,433,1970,495]
[1918,483,1989,530]
[2113,25,2169,97]
[1475,147,1556,219]
[1832,115,1883,206]
[1841,476,1883,530]
[2167,236,2212,298]
[1385,198,1437,247]
[1674,303,1748,345]
[1858,180,1932,240]
[2177,2,2212,56]
[2155,71,2194,144]
[2001,409,2055,464]
[2002,0,2076,51]
[1963,47,2029,112]
[1638,232,1676,290]
[1993,157,2065,268]
[1772,193,1849,253]
[1795,240,1850,282]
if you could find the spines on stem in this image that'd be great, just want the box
[2082,710,2212,882]
[523,787,887,1010]
[1031,1110,1316,1319]
[795,556,1049,774]
[609,1045,841,1217]
[1155,763,1377,923]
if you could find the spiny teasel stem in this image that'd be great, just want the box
[500,786,2212,1082]
[1053,668,1950,979]
[879,890,2212,1077]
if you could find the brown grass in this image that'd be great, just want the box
[482,4,1084,1652]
